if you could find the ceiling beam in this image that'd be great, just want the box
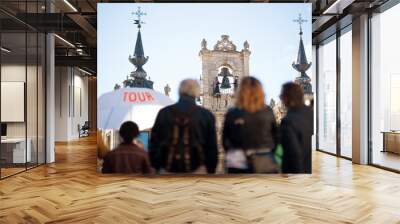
[67,13,97,45]
[323,0,356,14]
[55,55,96,72]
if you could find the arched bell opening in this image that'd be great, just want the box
[212,65,238,96]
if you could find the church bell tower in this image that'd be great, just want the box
[199,35,250,131]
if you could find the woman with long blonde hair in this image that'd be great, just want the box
[222,76,278,173]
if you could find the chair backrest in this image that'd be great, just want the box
[82,121,90,129]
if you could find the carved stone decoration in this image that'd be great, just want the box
[164,84,171,96]
[233,76,239,91]
[213,76,221,96]
[243,40,249,50]
[270,98,286,124]
[200,35,250,112]
[201,38,207,50]
[213,35,237,52]
[114,84,121,90]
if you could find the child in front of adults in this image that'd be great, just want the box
[102,121,153,174]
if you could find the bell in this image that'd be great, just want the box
[220,75,231,89]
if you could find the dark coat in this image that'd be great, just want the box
[102,143,153,174]
[280,106,313,173]
[223,106,278,151]
[149,96,218,174]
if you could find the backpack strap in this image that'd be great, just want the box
[183,121,191,171]
[166,105,198,172]
[166,117,180,171]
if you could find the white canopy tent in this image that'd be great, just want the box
[98,88,174,130]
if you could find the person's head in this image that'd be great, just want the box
[178,79,200,99]
[236,76,265,113]
[280,82,304,109]
[119,121,139,144]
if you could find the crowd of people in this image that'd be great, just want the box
[101,77,313,174]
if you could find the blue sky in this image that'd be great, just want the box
[98,3,312,102]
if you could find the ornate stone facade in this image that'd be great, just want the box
[199,35,250,132]
[270,99,286,124]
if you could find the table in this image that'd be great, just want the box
[1,138,31,164]
[382,131,400,154]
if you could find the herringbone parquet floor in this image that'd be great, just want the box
[1,135,400,224]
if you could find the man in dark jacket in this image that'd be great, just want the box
[280,82,313,174]
[102,121,153,174]
[149,79,218,174]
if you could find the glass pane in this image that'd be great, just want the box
[312,46,317,150]
[0,1,46,178]
[27,31,38,169]
[371,4,400,171]
[1,32,27,177]
[340,30,352,158]
[318,37,337,154]
[38,33,45,165]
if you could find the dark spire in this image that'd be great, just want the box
[125,7,153,89]
[292,13,311,76]
[129,27,149,79]
[296,35,309,66]
[292,14,312,95]
[134,30,145,57]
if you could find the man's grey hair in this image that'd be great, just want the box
[178,79,200,98]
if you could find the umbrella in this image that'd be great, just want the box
[98,88,174,130]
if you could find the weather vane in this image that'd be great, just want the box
[293,13,307,35]
[132,6,146,29]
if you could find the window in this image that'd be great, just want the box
[317,36,337,154]
[339,29,352,158]
[0,2,47,179]
[371,3,400,171]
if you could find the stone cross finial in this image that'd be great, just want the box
[133,6,146,29]
[293,13,307,35]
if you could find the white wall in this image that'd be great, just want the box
[55,67,89,141]
[1,65,27,143]
[71,72,89,138]
[312,45,317,150]
[55,66,68,141]
[1,63,46,164]
[1,65,40,137]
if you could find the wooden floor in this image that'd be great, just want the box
[372,151,400,171]
[1,136,400,223]
[0,167,26,178]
